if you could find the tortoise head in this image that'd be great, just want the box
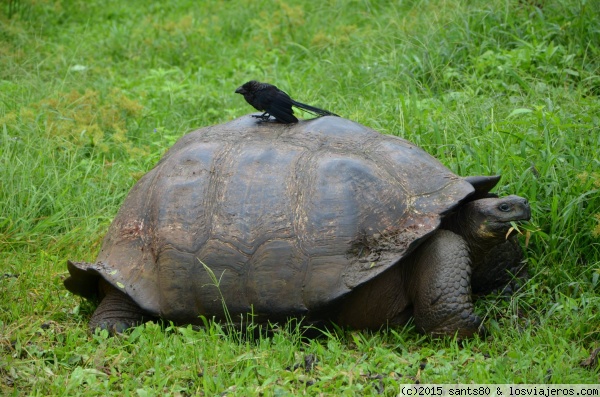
[444,195,531,250]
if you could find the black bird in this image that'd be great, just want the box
[235,80,338,124]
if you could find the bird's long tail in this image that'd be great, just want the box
[290,100,339,117]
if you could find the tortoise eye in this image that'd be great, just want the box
[498,203,512,212]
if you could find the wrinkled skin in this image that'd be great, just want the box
[64,115,531,337]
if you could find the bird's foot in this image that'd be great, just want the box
[252,113,272,122]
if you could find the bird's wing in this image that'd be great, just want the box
[268,93,298,123]
[260,89,298,123]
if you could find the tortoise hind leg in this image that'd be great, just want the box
[89,280,155,334]
[411,230,482,338]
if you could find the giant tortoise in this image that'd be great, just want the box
[64,115,530,337]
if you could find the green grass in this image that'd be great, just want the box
[1,0,599,393]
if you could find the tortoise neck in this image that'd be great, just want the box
[441,204,504,268]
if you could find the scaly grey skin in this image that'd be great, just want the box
[471,238,527,296]
[88,279,156,334]
[336,195,530,338]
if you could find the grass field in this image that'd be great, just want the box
[1,0,599,394]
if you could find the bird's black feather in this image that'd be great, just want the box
[235,80,338,124]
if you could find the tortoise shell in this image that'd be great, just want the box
[65,115,476,324]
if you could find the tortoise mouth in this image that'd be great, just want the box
[488,217,529,238]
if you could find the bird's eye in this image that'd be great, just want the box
[498,203,512,212]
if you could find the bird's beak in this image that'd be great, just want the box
[235,86,245,94]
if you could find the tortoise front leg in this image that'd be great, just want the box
[89,280,155,334]
[411,230,482,338]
